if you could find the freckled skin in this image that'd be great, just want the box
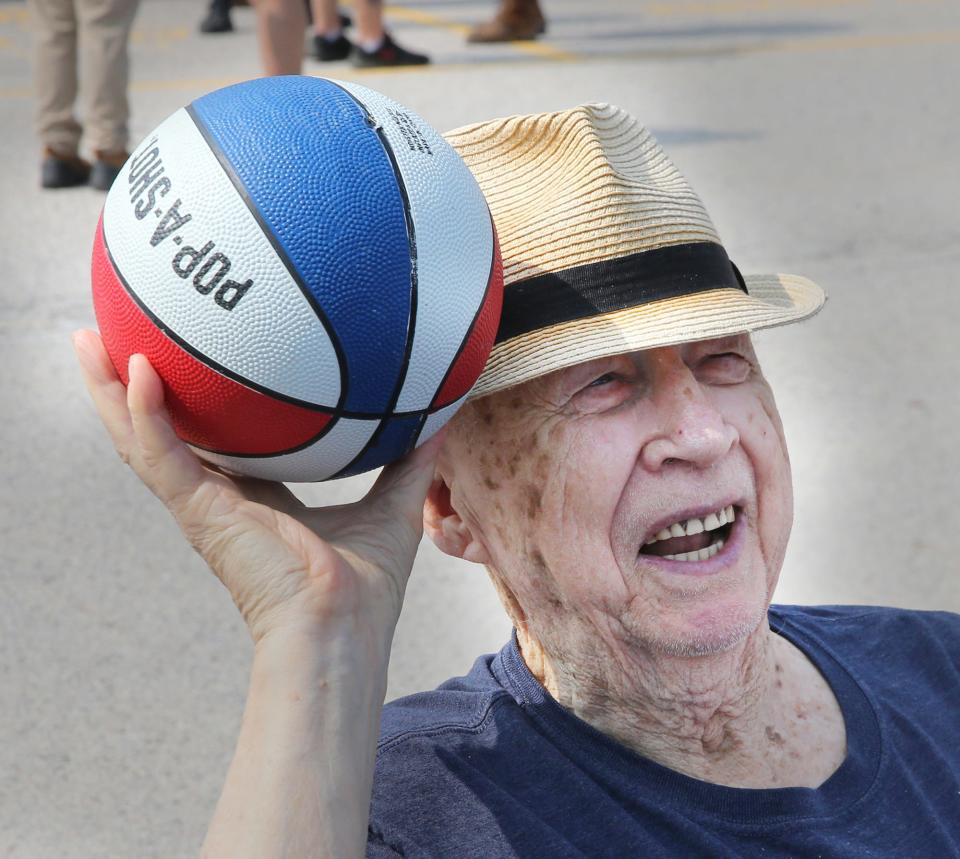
[433,335,846,789]
[443,335,791,653]
[524,484,542,520]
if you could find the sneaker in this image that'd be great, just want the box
[90,150,129,191]
[40,148,90,189]
[312,33,352,61]
[351,33,429,67]
[199,6,233,33]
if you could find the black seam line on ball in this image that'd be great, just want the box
[495,241,749,344]
[101,226,439,423]
[184,102,350,414]
[426,206,499,412]
[402,411,431,460]
[326,81,421,478]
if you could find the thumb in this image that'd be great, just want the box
[366,426,449,533]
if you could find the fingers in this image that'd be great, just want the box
[125,353,210,506]
[367,427,448,532]
[73,329,134,455]
[74,330,316,516]
[74,330,209,505]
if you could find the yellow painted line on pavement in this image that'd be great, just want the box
[383,6,472,35]
[0,7,28,26]
[129,26,190,48]
[386,4,578,62]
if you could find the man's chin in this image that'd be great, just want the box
[624,599,768,659]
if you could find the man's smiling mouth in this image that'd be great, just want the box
[640,505,737,562]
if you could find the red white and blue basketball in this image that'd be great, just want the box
[91,76,503,481]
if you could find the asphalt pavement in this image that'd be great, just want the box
[1,0,958,855]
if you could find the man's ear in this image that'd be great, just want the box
[423,475,490,564]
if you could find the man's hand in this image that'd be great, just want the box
[74,328,444,858]
[73,328,441,646]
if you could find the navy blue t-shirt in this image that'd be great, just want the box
[367,605,960,857]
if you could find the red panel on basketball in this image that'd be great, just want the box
[432,229,504,409]
[91,218,333,456]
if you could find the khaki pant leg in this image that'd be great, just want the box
[28,0,82,154]
[76,0,140,153]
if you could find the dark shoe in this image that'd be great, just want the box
[199,6,233,33]
[312,33,352,61]
[41,148,90,189]
[90,150,128,191]
[351,33,429,67]
[467,0,546,42]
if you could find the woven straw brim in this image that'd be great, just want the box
[444,103,826,399]
[469,273,825,399]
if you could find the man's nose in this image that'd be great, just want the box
[638,350,739,472]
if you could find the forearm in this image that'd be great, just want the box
[200,623,393,859]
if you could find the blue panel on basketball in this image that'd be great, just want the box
[189,76,414,415]
[334,414,426,479]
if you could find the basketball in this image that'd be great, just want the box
[90,76,503,482]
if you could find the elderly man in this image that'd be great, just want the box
[74,104,960,857]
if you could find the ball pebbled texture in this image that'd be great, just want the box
[189,77,412,415]
[92,216,335,455]
[92,76,503,481]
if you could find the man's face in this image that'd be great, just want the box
[439,334,793,661]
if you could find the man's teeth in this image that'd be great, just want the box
[645,505,735,550]
[664,540,725,562]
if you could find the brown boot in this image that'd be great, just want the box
[467,0,546,43]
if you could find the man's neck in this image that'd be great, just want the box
[517,621,847,789]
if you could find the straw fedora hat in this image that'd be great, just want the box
[443,103,826,399]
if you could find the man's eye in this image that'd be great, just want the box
[587,373,617,388]
[698,353,751,383]
[571,370,630,412]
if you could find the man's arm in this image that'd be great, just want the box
[73,330,440,859]
[201,629,391,859]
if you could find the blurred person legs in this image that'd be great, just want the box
[254,0,426,73]
[253,0,308,74]
[310,0,351,61]
[304,0,351,27]
[348,0,428,67]
[30,0,139,190]
[200,0,233,34]
[79,0,139,188]
[467,0,545,42]
[30,0,88,186]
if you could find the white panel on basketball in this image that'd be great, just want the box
[195,416,380,482]
[335,81,494,413]
[102,108,341,409]
[419,398,465,445]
